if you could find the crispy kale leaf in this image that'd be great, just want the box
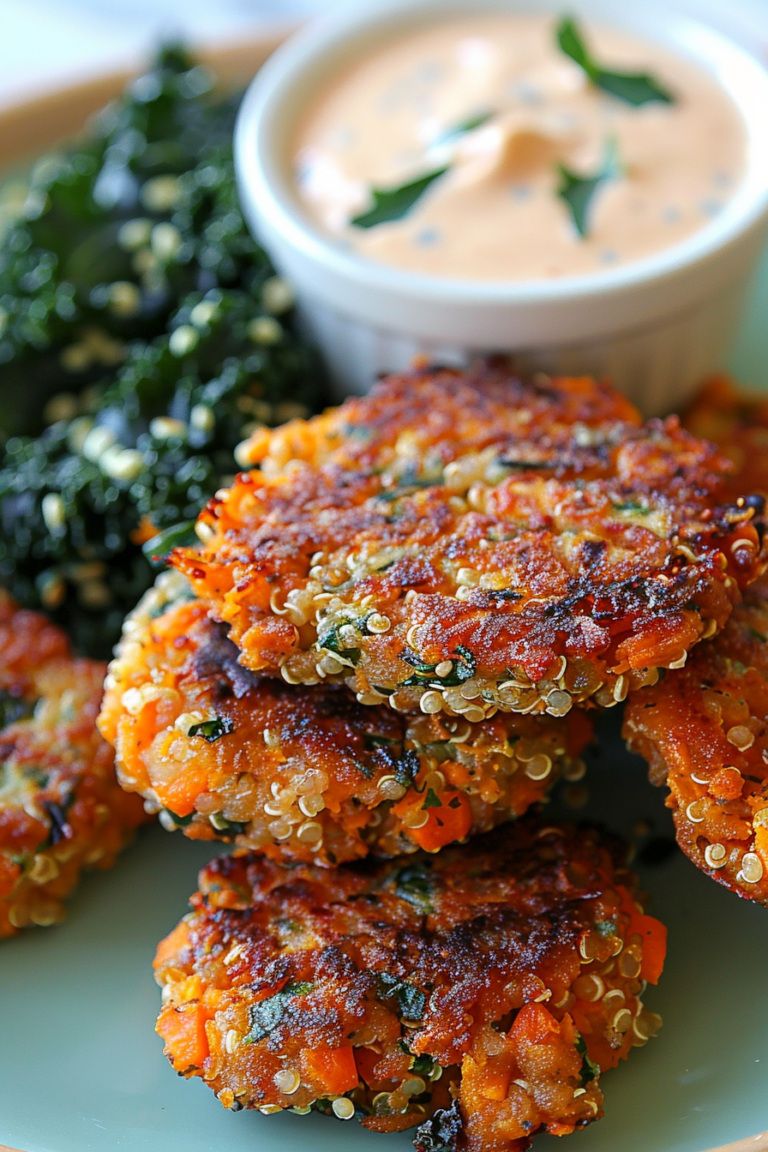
[0,44,327,657]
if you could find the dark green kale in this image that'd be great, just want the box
[0,44,328,657]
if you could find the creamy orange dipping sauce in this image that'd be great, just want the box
[292,14,746,281]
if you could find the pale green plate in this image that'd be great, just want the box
[1,49,768,1152]
[1,715,767,1152]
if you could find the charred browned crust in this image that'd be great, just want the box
[154,820,666,1151]
[683,374,768,501]
[240,363,642,477]
[0,589,147,936]
[172,366,765,720]
[99,574,591,864]
[623,375,768,906]
[624,575,768,904]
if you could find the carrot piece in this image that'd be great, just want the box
[709,767,743,800]
[479,1066,510,1101]
[130,515,158,545]
[559,1012,576,1047]
[302,1045,359,1095]
[633,914,667,984]
[148,729,209,816]
[156,1002,213,1072]
[355,1046,391,1089]
[615,611,699,672]
[510,1002,560,1046]
[408,790,472,852]
[153,921,191,971]
[0,853,21,899]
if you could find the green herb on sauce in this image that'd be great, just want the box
[557,17,674,107]
[556,136,622,237]
[433,110,494,147]
[351,167,448,229]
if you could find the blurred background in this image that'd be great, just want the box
[2,0,768,107]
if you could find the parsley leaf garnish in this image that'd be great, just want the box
[556,136,621,237]
[351,167,448,229]
[433,110,493,147]
[557,16,674,107]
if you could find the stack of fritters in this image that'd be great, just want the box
[98,570,592,864]
[0,591,147,937]
[99,363,768,1148]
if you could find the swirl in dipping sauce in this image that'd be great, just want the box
[292,14,745,281]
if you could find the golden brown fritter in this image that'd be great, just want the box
[172,365,765,720]
[153,821,666,1152]
[238,363,640,477]
[0,590,147,937]
[99,573,591,865]
[623,376,768,904]
[624,576,768,904]
[683,374,768,501]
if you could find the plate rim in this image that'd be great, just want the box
[0,30,765,1152]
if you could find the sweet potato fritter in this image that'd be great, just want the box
[623,375,768,905]
[624,577,768,904]
[99,573,591,865]
[0,590,147,937]
[238,363,639,476]
[154,821,666,1151]
[172,364,765,720]
[683,374,768,501]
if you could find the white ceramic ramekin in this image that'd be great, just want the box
[235,0,768,414]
